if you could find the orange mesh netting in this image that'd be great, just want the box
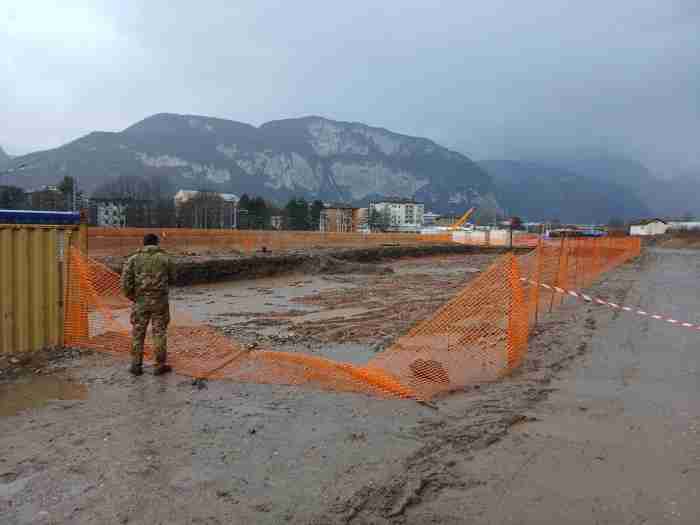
[87,228,455,257]
[64,236,641,400]
[63,248,416,398]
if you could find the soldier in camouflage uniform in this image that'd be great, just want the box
[120,234,176,376]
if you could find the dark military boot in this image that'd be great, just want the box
[129,363,143,376]
[153,364,172,376]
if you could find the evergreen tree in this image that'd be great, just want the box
[309,200,325,230]
[239,193,251,211]
[284,197,311,230]
[368,207,390,231]
[0,185,27,209]
[57,176,84,210]
[248,196,270,229]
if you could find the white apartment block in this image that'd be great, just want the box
[93,199,128,227]
[369,198,424,232]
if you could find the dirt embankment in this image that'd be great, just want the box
[645,230,700,250]
[655,237,700,249]
[101,244,526,286]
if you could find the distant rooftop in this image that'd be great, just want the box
[174,189,239,203]
[370,197,422,205]
[632,218,667,225]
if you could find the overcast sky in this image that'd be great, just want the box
[2,1,699,174]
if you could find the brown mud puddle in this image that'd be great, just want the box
[0,375,87,417]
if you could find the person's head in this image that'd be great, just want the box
[143,234,159,246]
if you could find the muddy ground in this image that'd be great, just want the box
[98,243,523,286]
[404,248,700,524]
[1,251,643,524]
[170,252,496,357]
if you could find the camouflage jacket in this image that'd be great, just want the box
[120,246,176,302]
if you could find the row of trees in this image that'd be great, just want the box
[91,175,176,227]
[91,175,329,230]
[0,185,26,209]
[284,198,324,230]
[0,176,83,211]
[368,207,392,231]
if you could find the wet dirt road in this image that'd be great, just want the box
[2,250,684,524]
[401,248,700,523]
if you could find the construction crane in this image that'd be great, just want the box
[447,207,476,230]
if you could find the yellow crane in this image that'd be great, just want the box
[447,207,476,230]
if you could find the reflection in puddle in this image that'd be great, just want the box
[0,376,88,417]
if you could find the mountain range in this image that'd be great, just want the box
[1,113,693,222]
[1,113,496,215]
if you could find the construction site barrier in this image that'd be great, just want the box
[63,236,641,399]
[87,228,455,257]
[0,224,78,354]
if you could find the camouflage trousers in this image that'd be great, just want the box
[130,299,170,367]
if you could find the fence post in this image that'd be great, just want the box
[78,210,89,255]
[561,236,570,303]
[573,238,580,290]
[549,235,566,313]
[507,253,528,371]
[533,238,543,326]
[509,224,513,250]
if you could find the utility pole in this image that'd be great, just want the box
[509,218,514,250]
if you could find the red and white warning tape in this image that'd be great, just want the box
[522,278,700,331]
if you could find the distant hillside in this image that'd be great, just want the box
[547,157,657,188]
[544,156,700,218]
[480,160,652,224]
[0,146,9,167]
[3,113,497,214]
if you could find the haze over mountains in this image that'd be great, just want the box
[1,113,694,223]
[537,157,700,219]
[479,160,652,224]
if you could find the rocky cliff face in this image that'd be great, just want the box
[6,114,496,214]
[0,146,9,167]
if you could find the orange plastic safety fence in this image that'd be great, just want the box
[87,227,454,257]
[63,248,418,399]
[64,236,641,399]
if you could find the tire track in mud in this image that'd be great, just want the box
[309,257,641,525]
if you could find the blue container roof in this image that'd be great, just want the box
[0,209,81,225]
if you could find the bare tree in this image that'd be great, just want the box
[178,192,227,229]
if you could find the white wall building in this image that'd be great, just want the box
[423,211,440,226]
[369,198,424,232]
[630,219,668,236]
[92,199,128,227]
